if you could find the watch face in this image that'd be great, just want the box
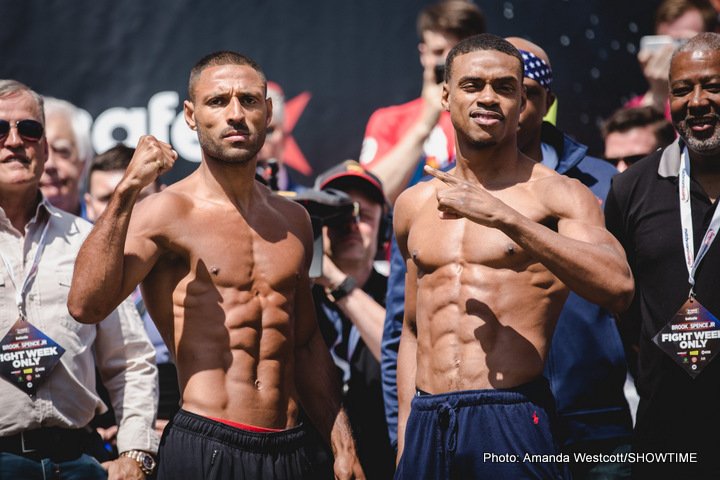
[142,454,157,470]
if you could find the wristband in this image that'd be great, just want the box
[329,276,357,302]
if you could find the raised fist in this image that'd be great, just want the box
[125,135,178,191]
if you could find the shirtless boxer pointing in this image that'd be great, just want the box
[393,34,634,479]
[68,51,363,479]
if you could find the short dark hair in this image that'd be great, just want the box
[417,0,486,40]
[188,51,266,101]
[601,106,676,148]
[445,33,524,82]
[87,144,162,192]
[655,0,717,34]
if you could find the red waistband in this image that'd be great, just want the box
[208,416,283,433]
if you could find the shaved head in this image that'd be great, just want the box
[505,37,552,69]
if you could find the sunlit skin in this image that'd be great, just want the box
[403,51,561,397]
[257,118,283,164]
[670,50,720,157]
[604,127,658,172]
[324,188,382,266]
[394,48,634,459]
[419,30,459,71]
[0,92,153,479]
[190,65,270,166]
[84,170,159,222]
[40,113,83,214]
[68,63,363,478]
[367,29,461,205]
[657,9,705,40]
[506,37,556,160]
[669,48,720,203]
[0,92,47,202]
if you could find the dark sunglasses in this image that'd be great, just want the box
[605,153,646,167]
[0,119,44,142]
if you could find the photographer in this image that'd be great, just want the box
[311,161,395,480]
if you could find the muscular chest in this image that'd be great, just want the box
[407,197,553,274]
[163,209,306,296]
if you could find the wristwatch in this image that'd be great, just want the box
[329,275,357,302]
[120,449,157,476]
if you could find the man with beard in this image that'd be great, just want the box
[68,51,364,480]
[393,34,634,479]
[605,32,720,478]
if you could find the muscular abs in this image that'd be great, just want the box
[407,184,569,393]
[141,194,306,429]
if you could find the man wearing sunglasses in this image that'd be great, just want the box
[602,106,676,172]
[0,80,159,479]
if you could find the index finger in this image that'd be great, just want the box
[424,165,460,185]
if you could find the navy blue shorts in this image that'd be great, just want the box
[157,409,331,480]
[395,377,568,479]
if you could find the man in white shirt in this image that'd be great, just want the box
[0,79,159,480]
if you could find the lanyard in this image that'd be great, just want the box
[678,147,720,292]
[0,217,51,319]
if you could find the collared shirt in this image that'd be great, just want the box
[0,197,159,454]
[605,138,720,465]
[540,142,559,171]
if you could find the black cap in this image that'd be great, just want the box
[315,160,386,205]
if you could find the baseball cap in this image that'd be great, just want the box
[315,160,386,205]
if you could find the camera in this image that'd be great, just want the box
[281,188,358,278]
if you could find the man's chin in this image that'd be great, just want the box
[682,129,720,154]
[40,186,62,199]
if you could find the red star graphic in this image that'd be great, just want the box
[283,91,312,175]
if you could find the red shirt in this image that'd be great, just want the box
[359,98,455,182]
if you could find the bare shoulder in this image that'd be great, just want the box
[531,171,602,220]
[263,188,313,240]
[394,179,438,227]
[129,182,195,230]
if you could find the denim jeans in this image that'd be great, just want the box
[0,452,107,480]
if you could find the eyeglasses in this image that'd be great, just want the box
[0,119,44,142]
[605,153,647,167]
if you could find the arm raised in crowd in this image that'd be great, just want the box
[68,136,177,324]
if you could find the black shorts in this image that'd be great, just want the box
[157,409,330,480]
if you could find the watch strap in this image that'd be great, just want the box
[120,449,157,476]
[329,276,357,302]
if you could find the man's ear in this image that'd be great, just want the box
[441,82,450,112]
[520,85,527,113]
[265,97,273,128]
[418,42,428,68]
[545,91,556,113]
[184,100,197,131]
[83,192,95,220]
